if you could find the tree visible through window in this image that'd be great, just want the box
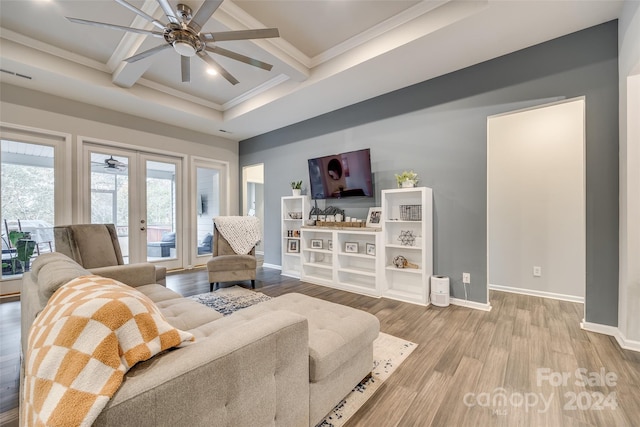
[1,140,55,277]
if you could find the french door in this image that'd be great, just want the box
[83,144,183,270]
[0,126,71,295]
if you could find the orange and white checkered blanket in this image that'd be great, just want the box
[22,275,194,426]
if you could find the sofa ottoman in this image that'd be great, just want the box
[195,292,380,425]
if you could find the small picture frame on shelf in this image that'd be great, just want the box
[345,242,359,253]
[366,243,376,256]
[366,207,382,228]
[328,239,333,250]
[287,239,299,253]
[310,239,323,249]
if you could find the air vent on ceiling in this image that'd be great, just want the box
[0,69,32,80]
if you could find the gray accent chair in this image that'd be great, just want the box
[54,223,167,285]
[206,223,256,292]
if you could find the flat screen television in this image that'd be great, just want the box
[308,148,373,199]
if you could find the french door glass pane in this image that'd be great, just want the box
[1,140,55,278]
[196,167,220,256]
[146,160,176,261]
[90,152,129,262]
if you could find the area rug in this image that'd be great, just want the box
[316,332,417,427]
[188,285,272,315]
[190,286,417,426]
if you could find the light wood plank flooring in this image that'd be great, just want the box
[1,267,639,426]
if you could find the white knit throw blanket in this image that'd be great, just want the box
[214,216,261,255]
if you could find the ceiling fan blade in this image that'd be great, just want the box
[66,17,164,37]
[181,55,190,83]
[156,0,180,24]
[114,0,166,30]
[205,46,273,71]
[189,0,223,34]
[202,28,279,42]
[124,44,172,63]
[196,51,239,85]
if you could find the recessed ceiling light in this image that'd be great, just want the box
[206,68,218,76]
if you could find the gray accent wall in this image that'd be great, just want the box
[240,22,619,326]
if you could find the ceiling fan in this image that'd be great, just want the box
[103,155,127,171]
[90,155,127,172]
[66,0,280,85]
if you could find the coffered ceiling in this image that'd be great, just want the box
[0,0,624,140]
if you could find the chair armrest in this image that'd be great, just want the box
[95,311,310,427]
[90,263,158,287]
[154,265,167,286]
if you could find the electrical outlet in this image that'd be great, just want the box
[533,266,542,277]
[463,273,471,284]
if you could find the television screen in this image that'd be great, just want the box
[308,149,373,199]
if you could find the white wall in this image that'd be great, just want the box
[488,98,585,301]
[618,0,640,346]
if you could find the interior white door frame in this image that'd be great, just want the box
[190,156,230,267]
[486,96,586,313]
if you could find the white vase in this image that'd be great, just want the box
[292,189,301,196]
[401,180,415,188]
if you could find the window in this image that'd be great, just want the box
[1,140,55,278]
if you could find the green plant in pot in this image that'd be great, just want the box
[8,231,36,272]
[291,180,303,196]
[395,170,419,188]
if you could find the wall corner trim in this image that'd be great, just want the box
[263,263,282,270]
[581,321,640,353]
[450,298,492,312]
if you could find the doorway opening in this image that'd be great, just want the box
[487,98,586,307]
[243,164,264,256]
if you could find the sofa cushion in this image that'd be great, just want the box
[261,294,379,382]
[155,299,224,331]
[161,232,176,243]
[206,254,256,272]
[194,293,379,382]
[135,284,223,331]
[30,252,92,306]
[135,283,185,302]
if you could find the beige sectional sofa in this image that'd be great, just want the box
[20,253,379,426]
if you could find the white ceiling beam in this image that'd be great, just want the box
[110,0,163,88]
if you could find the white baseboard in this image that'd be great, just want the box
[489,284,584,303]
[450,297,492,312]
[581,321,640,353]
[616,331,640,352]
[262,263,281,270]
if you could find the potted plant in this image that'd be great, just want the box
[291,180,302,196]
[395,170,419,188]
[8,231,36,273]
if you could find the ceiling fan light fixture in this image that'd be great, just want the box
[173,41,196,57]
[206,68,218,76]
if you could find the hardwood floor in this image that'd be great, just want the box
[2,267,639,426]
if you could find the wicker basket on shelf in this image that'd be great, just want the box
[400,205,422,221]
